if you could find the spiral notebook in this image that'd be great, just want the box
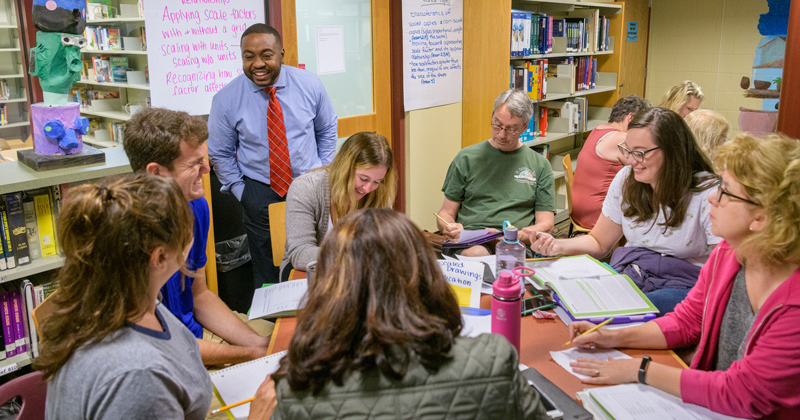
[209,350,288,419]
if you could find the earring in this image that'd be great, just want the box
[749,226,753,231]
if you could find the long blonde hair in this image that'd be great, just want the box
[659,80,704,114]
[34,174,194,380]
[327,132,396,223]
[714,134,800,267]
[684,109,730,162]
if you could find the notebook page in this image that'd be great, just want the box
[249,279,308,319]
[588,384,746,420]
[210,351,288,419]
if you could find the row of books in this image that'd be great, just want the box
[510,59,549,101]
[0,186,65,271]
[84,26,146,51]
[88,56,129,83]
[510,10,611,56]
[519,103,549,141]
[0,277,57,361]
[516,97,590,142]
[68,88,118,109]
[0,104,8,126]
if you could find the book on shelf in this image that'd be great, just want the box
[0,203,15,270]
[106,27,121,51]
[532,144,549,159]
[0,289,15,358]
[30,188,58,258]
[3,193,31,267]
[92,56,111,83]
[10,287,26,355]
[0,80,10,100]
[110,57,128,83]
[20,280,38,358]
[22,197,42,262]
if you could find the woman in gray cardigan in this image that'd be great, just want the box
[279,132,396,281]
[271,209,548,419]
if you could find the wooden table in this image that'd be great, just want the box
[266,273,687,400]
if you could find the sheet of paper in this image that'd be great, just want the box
[210,351,287,419]
[457,228,489,243]
[439,260,483,307]
[460,313,491,337]
[528,255,612,279]
[248,279,308,320]
[550,347,632,380]
[315,25,346,74]
[587,384,747,420]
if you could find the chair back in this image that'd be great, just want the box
[0,371,47,420]
[268,201,287,266]
[562,154,591,235]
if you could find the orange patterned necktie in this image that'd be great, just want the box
[265,87,292,196]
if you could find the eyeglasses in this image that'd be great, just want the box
[716,185,760,206]
[491,122,524,136]
[617,142,660,163]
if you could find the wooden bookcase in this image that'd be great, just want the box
[0,0,31,147]
[463,0,626,226]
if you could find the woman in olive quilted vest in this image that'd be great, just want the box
[270,208,548,419]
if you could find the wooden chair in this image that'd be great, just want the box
[562,154,592,237]
[268,201,287,267]
[0,371,47,420]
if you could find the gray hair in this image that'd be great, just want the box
[493,89,534,127]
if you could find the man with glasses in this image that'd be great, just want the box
[436,89,556,256]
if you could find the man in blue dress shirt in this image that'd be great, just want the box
[208,23,338,287]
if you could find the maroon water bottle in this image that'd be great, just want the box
[491,271,522,353]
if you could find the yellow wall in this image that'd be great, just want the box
[646,0,768,133]
[405,103,463,232]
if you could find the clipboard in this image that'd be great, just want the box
[522,367,593,420]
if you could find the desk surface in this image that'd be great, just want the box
[266,282,686,400]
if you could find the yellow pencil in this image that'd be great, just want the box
[433,212,452,227]
[564,317,614,346]
[209,397,255,415]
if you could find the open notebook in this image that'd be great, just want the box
[209,350,288,419]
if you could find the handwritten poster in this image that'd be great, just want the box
[402,0,463,111]
[144,1,265,115]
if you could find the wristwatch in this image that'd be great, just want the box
[638,356,652,385]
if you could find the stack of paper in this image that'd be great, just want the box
[442,229,502,249]
[578,384,746,420]
[248,279,308,319]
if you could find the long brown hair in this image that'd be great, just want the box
[273,208,462,394]
[622,107,716,232]
[34,174,194,380]
[327,132,396,223]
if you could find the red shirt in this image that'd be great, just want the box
[571,127,623,228]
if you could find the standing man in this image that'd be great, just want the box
[124,107,272,366]
[436,89,556,256]
[208,23,338,287]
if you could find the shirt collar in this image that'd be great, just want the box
[247,64,287,93]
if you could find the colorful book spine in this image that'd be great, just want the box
[0,213,6,271]
[10,289,27,355]
[4,193,30,266]
[33,191,57,258]
[0,202,14,270]
[1,290,16,357]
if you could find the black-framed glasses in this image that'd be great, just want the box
[491,121,524,136]
[617,142,660,163]
[716,185,760,206]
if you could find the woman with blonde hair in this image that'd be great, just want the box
[280,131,396,281]
[659,80,704,117]
[684,109,730,162]
[271,208,547,419]
[566,133,800,419]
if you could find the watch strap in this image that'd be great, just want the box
[638,356,652,385]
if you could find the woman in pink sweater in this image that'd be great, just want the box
[566,133,800,419]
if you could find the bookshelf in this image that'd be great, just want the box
[464,0,625,227]
[0,0,30,144]
[77,2,149,148]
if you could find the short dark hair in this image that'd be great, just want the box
[608,95,651,123]
[123,107,208,172]
[241,23,282,46]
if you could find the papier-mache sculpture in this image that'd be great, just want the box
[28,0,89,156]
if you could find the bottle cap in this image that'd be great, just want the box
[503,226,519,243]
[493,272,521,300]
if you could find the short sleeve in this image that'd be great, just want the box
[188,198,210,270]
[533,156,556,213]
[89,369,190,420]
[601,166,629,225]
[698,187,721,246]
[442,153,468,203]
